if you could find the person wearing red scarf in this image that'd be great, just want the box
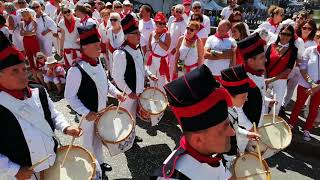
[174,21,204,79]
[64,24,124,180]
[75,4,97,26]
[147,12,171,91]
[59,4,81,69]
[151,65,235,179]
[98,9,111,71]
[182,0,192,21]
[0,31,81,180]
[43,56,66,95]
[258,5,284,35]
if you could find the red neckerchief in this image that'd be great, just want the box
[268,19,279,29]
[80,15,90,24]
[244,63,264,76]
[317,45,320,54]
[0,84,31,100]
[185,34,198,44]
[214,32,229,40]
[185,11,190,16]
[199,24,204,31]
[80,54,98,66]
[179,136,221,167]
[65,16,76,33]
[173,17,184,22]
[103,20,108,28]
[10,11,16,16]
[124,41,139,50]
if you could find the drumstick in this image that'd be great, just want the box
[273,94,276,124]
[253,122,264,171]
[61,115,85,167]
[111,86,127,123]
[29,154,53,170]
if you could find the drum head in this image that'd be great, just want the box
[233,153,270,180]
[259,115,292,150]
[139,87,168,115]
[96,107,134,143]
[41,146,96,180]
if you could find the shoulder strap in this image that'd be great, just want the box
[41,15,46,28]
[38,87,55,130]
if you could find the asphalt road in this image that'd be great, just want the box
[49,93,320,180]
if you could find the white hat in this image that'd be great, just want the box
[123,0,131,5]
[36,52,45,58]
[45,56,58,65]
[106,2,112,6]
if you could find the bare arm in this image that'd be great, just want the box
[148,32,152,52]
[157,33,171,51]
[196,39,204,66]
[59,28,65,55]
[204,47,233,60]
[174,37,183,74]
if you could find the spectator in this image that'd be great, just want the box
[221,0,238,20]
[44,56,66,95]
[231,22,249,42]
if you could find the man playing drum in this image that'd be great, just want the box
[151,65,236,180]
[0,32,82,180]
[112,14,157,142]
[64,24,125,180]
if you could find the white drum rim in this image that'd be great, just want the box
[95,106,135,144]
[40,145,96,180]
[258,115,292,151]
[233,152,271,180]
[138,87,168,115]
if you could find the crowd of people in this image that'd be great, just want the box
[0,0,320,179]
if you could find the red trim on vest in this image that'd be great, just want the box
[0,84,31,100]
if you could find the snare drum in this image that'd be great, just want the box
[41,145,96,180]
[137,87,168,126]
[95,106,136,156]
[247,115,292,159]
[233,153,271,180]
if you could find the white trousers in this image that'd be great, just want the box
[283,67,300,107]
[268,79,287,115]
[147,56,167,92]
[38,37,53,57]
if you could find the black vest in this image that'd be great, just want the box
[75,63,99,113]
[123,49,137,93]
[242,86,263,125]
[225,108,238,156]
[0,87,57,167]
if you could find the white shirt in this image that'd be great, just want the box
[202,15,211,36]
[204,35,236,76]
[0,26,10,40]
[36,13,57,39]
[0,88,69,178]
[167,16,174,30]
[169,20,187,51]
[65,60,120,116]
[179,38,198,66]
[98,22,109,44]
[150,32,168,56]
[139,19,156,47]
[221,6,233,20]
[106,28,124,49]
[80,17,97,26]
[304,40,317,49]
[44,3,57,21]
[58,18,81,49]
[258,21,280,35]
[299,46,320,88]
[92,10,101,23]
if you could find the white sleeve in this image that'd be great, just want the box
[108,80,121,97]
[204,36,213,48]
[64,67,91,116]
[46,16,57,33]
[203,16,210,35]
[235,107,253,130]
[220,8,225,17]
[0,154,20,177]
[237,127,249,137]
[112,50,132,94]
[300,48,311,70]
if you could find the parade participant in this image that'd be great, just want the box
[297,20,317,48]
[231,22,249,42]
[64,24,125,179]
[182,0,192,22]
[258,5,284,35]
[191,1,210,43]
[265,25,298,115]
[6,2,24,52]
[151,65,235,179]
[190,14,208,44]
[45,0,60,20]
[147,12,171,91]
[0,32,81,180]
[220,65,261,170]
[32,1,57,57]
[289,42,320,141]
[75,4,96,26]
[98,9,111,69]
[168,4,187,80]
[0,15,9,39]
[139,4,155,56]
[174,21,203,78]
[106,12,124,76]
[112,14,157,142]
[204,20,236,79]
[113,1,123,19]
[44,56,66,95]
[20,8,41,81]
[221,0,238,20]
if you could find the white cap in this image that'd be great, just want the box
[106,2,112,6]
[36,52,45,58]
[123,0,131,5]
[45,56,58,65]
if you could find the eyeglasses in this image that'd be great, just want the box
[110,18,118,22]
[176,10,183,14]
[187,27,195,32]
[280,32,293,36]
[32,6,40,9]
[156,22,166,26]
[193,6,201,10]
[63,10,71,14]
[302,26,313,31]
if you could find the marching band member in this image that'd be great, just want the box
[98,9,111,70]
[151,65,235,180]
[0,32,81,180]
[191,1,210,44]
[139,4,155,57]
[106,12,124,76]
[112,14,157,142]
[44,56,66,95]
[174,21,204,78]
[147,12,171,91]
[265,25,298,115]
[64,24,124,179]
[59,3,81,69]
[204,20,236,80]
[6,2,24,52]
[75,4,97,26]
[32,1,57,57]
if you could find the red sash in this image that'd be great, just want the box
[64,48,79,68]
[185,63,198,73]
[107,42,116,53]
[147,51,170,81]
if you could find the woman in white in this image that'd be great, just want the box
[75,4,96,26]
[106,12,124,76]
[174,21,204,79]
[189,14,208,45]
[98,9,111,70]
[147,12,171,91]
[257,5,284,39]
[5,2,24,51]
[59,4,81,68]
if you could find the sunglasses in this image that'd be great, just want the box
[176,11,183,14]
[36,56,44,60]
[187,27,195,32]
[63,10,71,14]
[114,6,122,9]
[184,4,191,6]
[156,22,166,26]
[193,6,201,10]
[32,6,40,9]
[280,32,293,36]
[302,26,312,31]
[110,18,118,22]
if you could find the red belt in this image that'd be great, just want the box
[147,51,170,81]
[214,75,221,82]
[185,63,198,73]
[107,42,116,53]
[100,43,107,53]
[64,48,79,68]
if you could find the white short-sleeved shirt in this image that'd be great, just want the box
[139,19,156,47]
[299,46,320,88]
[0,26,10,39]
[221,6,233,20]
[58,18,81,49]
[204,35,237,76]
[169,20,187,50]
[258,21,280,35]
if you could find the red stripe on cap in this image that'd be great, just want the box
[0,46,25,61]
[171,88,232,118]
[79,28,100,40]
[220,78,256,88]
[122,19,138,31]
[240,39,266,56]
